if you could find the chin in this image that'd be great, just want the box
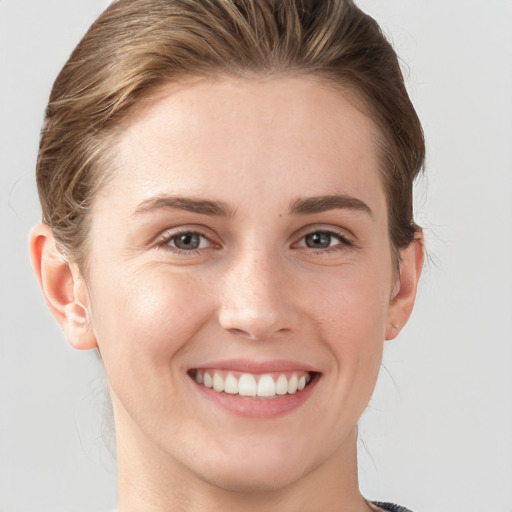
[191,439,313,493]
[203,462,307,494]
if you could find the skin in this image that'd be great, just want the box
[30,75,423,512]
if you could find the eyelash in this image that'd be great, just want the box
[157,229,214,255]
[156,228,353,256]
[293,230,353,254]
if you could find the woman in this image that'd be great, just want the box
[29,0,424,510]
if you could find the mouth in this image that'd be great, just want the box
[187,360,320,418]
[188,369,318,399]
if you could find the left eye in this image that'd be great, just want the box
[166,232,210,251]
[298,231,348,250]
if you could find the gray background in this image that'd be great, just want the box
[1,1,511,511]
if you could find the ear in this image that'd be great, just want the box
[385,232,424,340]
[29,223,97,350]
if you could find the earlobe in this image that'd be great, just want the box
[385,233,424,340]
[29,223,97,350]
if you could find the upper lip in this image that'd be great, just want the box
[189,358,319,374]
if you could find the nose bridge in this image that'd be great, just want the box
[218,246,291,339]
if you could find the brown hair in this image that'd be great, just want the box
[37,0,424,267]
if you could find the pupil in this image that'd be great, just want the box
[175,233,200,250]
[306,232,331,248]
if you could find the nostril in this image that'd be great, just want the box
[230,327,251,337]
[224,326,291,341]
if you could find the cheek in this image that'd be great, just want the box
[306,260,391,381]
[87,265,215,379]
[319,296,386,383]
[312,260,391,334]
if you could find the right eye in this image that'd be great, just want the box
[158,230,213,253]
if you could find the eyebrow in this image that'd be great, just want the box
[133,193,372,219]
[134,195,235,217]
[288,194,373,218]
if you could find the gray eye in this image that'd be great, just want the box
[171,232,202,250]
[304,232,333,249]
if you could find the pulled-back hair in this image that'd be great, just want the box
[37,0,424,267]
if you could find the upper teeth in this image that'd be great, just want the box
[194,370,311,398]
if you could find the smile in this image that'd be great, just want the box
[191,370,313,398]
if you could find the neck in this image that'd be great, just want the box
[116,417,371,512]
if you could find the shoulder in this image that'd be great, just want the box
[372,503,414,512]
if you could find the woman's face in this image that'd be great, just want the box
[80,76,403,491]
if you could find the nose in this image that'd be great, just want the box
[218,250,296,340]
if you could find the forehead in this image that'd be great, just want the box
[101,75,386,216]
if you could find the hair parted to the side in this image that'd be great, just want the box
[37,0,424,268]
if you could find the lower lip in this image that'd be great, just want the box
[191,374,319,419]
